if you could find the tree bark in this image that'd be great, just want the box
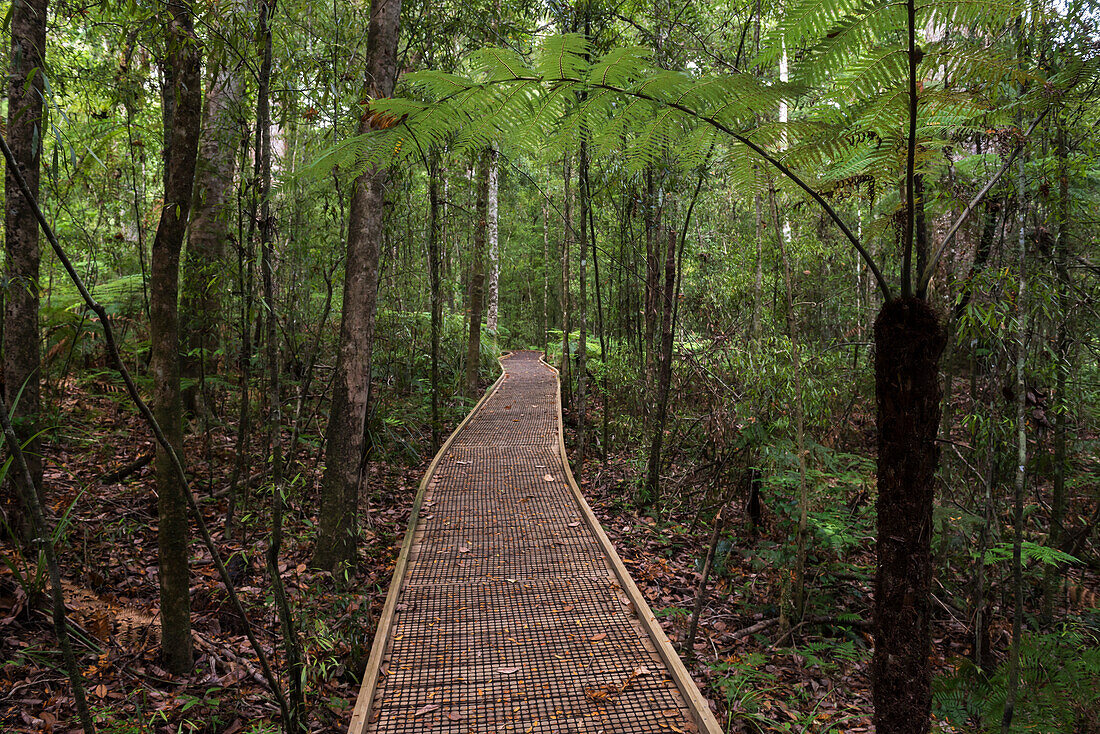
[872,297,946,734]
[575,138,589,470]
[428,156,443,453]
[464,149,491,397]
[2,0,47,539]
[152,0,203,675]
[486,147,500,333]
[312,0,402,572]
[182,56,243,415]
[643,227,676,508]
[1043,121,1071,622]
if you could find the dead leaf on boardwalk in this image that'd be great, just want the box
[497,666,521,675]
[589,633,607,642]
[561,604,575,613]
[568,522,580,527]
[458,545,470,553]
[447,711,464,721]
[414,704,440,717]
[543,474,555,481]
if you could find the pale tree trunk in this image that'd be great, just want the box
[428,156,443,452]
[312,0,402,572]
[486,147,500,332]
[152,0,203,674]
[182,55,244,415]
[2,0,47,539]
[575,139,589,469]
[559,156,573,410]
[464,149,491,397]
[541,175,550,359]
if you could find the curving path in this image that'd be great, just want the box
[348,351,723,734]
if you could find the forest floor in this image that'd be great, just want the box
[1,378,1097,733]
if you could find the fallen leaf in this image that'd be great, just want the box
[568,522,580,527]
[447,711,464,721]
[458,545,470,553]
[414,704,440,717]
[543,474,555,481]
[498,666,521,675]
[590,633,607,642]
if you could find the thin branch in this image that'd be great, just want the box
[917,108,1048,296]
[0,133,292,723]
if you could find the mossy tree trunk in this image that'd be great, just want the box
[2,0,47,540]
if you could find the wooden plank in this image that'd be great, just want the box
[542,356,726,734]
[346,358,511,734]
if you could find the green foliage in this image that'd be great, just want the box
[934,626,1100,732]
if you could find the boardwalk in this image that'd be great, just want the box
[349,352,722,734]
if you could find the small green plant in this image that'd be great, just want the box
[933,624,1100,733]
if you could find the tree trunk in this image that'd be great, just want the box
[575,139,589,470]
[152,0,203,675]
[769,179,809,622]
[752,185,763,341]
[2,0,47,539]
[559,156,573,411]
[486,147,500,333]
[542,175,550,359]
[428,156,443,453]
[312,0,402,572]
[182,56,243,415]
[643,227,676,508]
[872,297,946,734]
[1043,122,1071,622]
[464,149,491,397]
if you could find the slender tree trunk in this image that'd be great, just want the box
[542,176,550,359]
[575,139,589,469]
[428,156,443,453]
[1043,123,1071,622]
[312,0,402,572]
[226,131,255,535]
[643,227,676,508]
[152,0,203,675]
[253,4,304,726]
[486,147,500,333]
[769,179,809,622]
[752,185,763,341]
[872,298,946,734]
[560,156,573,410]
[2,0,47,539]
[591,178,610,460]
[464,150,491,397]
[182,57,243,416]
[643,170,659,388]
[1001,134,1029,734]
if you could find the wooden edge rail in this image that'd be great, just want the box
[542,354,726,734]
[346,355,511,734]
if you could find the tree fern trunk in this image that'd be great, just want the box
[872,298,945,734]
